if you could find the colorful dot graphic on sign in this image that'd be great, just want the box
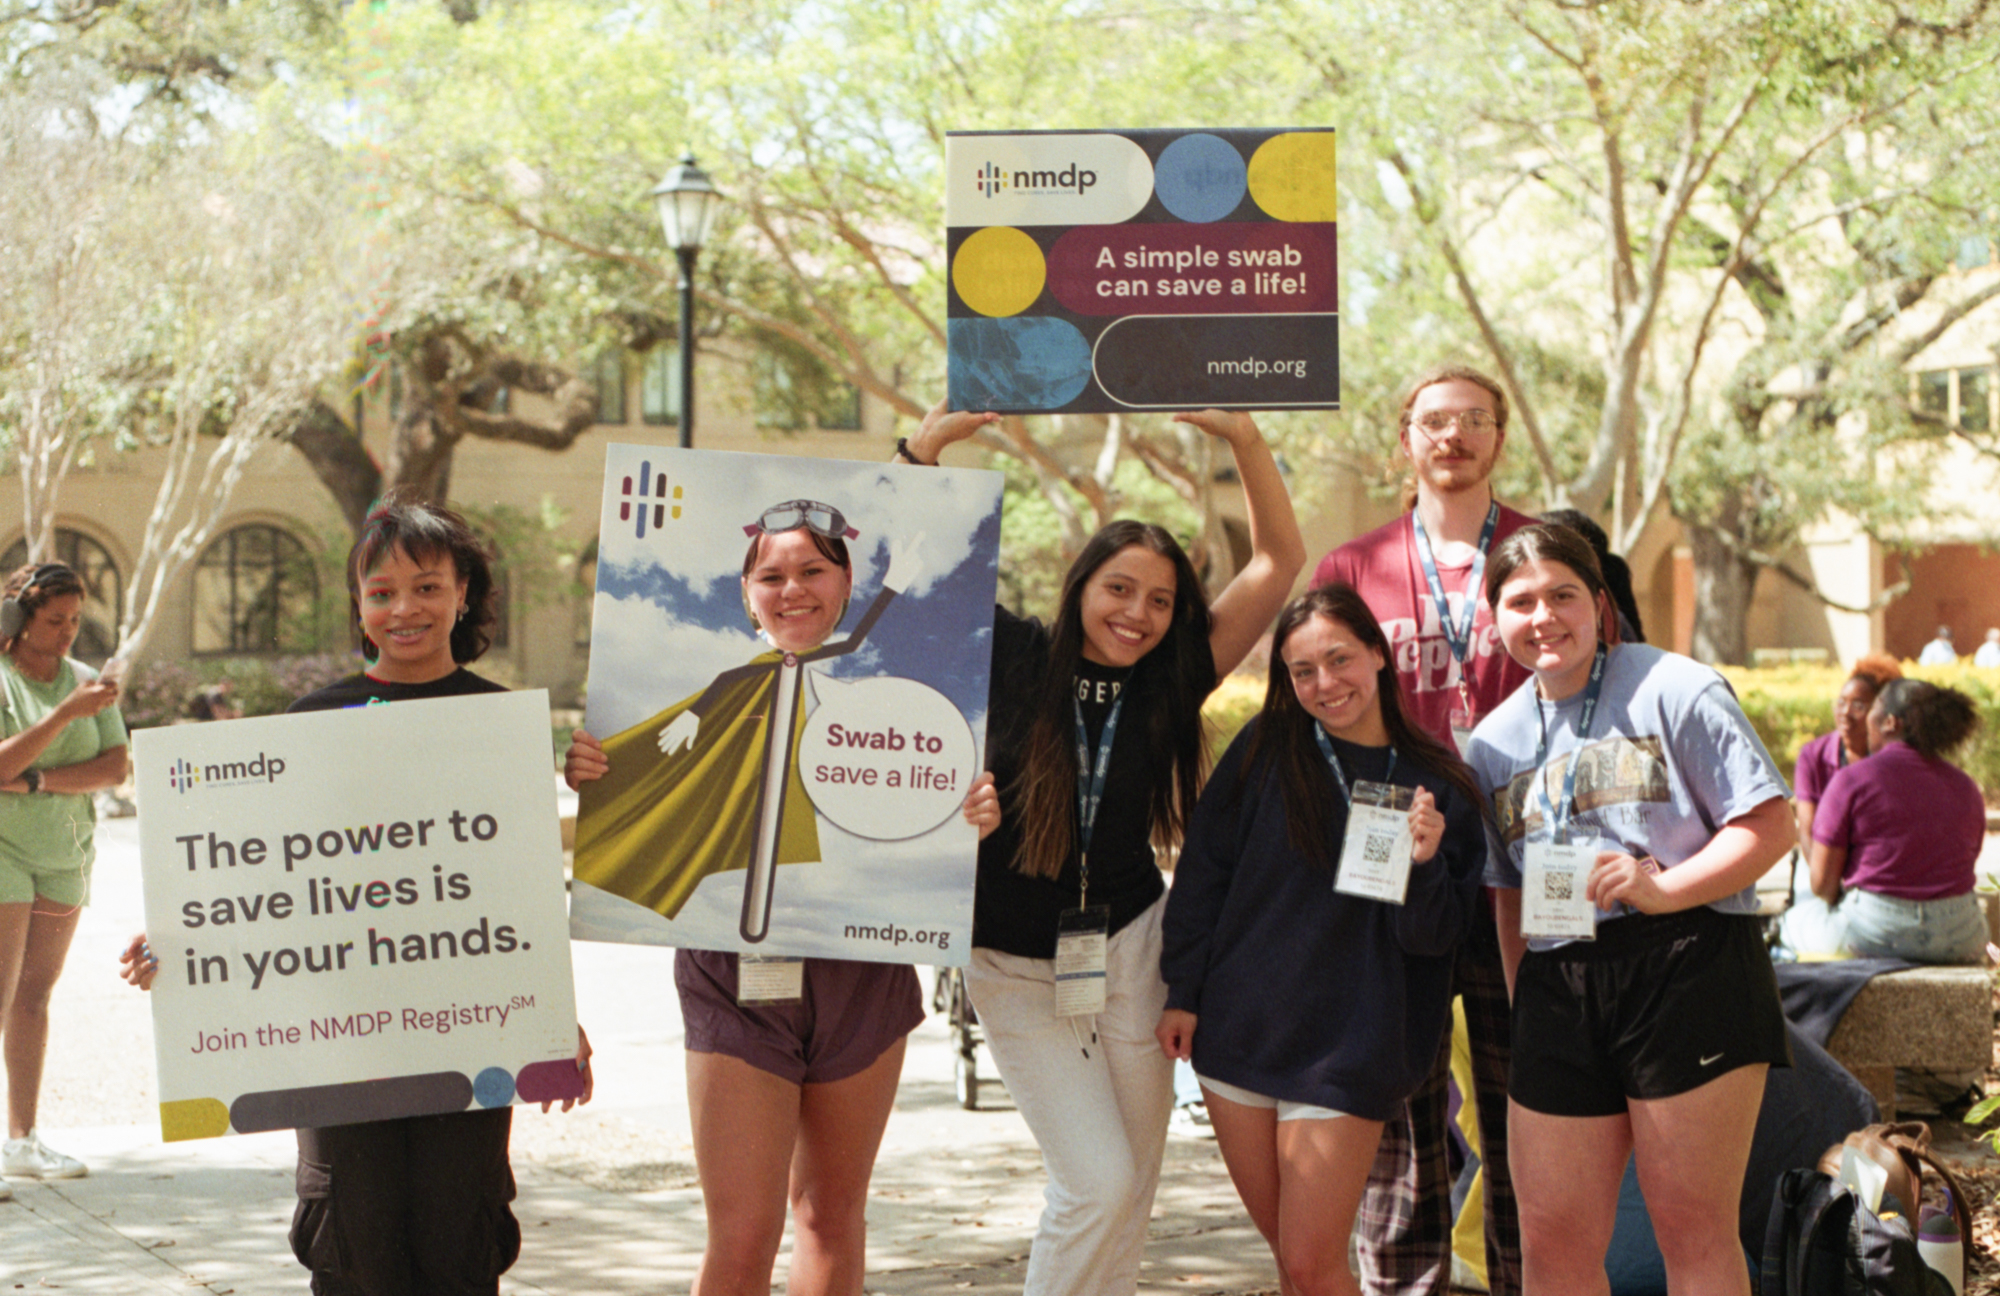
[160,1096,232,1141]
[947,317,1093,410]
[952,226,1048,318]
[1154,133,1248,223]
[1248,132,1340,223]
[474,1066,516,1107]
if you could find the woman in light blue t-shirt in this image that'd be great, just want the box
[1466,524,1793,1296]
[0,561,127,1194]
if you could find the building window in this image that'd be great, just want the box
[1961,367,1991,433]
[641,346,682,426]
[593,351,627,425]
[192,524,320,654]
[1917,370,1950,418]
[0,529,121,660]
[1915,366,1996,431]
[754,353,862,431]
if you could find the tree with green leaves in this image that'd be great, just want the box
[1281,0,2000,660]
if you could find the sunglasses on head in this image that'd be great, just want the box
[742,500,859,540]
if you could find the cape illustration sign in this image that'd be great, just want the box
[570,445,1002,965]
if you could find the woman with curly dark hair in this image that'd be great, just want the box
[0,561,125,1193]
[1809,677,1989,963]
[126,492,591,1293]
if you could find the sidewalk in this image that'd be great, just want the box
[2,812,1277,1295]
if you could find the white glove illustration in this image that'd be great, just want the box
[658,711,701,755]
[886,532,926,593]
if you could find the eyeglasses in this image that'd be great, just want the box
[742,499,859,540]
[1410,409,1498,436]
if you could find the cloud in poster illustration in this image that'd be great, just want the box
[586,591,758,737]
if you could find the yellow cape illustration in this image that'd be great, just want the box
[572,587,897,922]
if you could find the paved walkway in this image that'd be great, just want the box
[2,810,1277,1295]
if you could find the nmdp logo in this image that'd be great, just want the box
[974,162,1010,198]
[167,758,203,793]
[168,752,287,793]
[621,461,682,539]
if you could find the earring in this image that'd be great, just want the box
[456,606,467,622]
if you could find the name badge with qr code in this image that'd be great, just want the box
[737,954,805,1004]
[1054,906,1110,1017]
[1520,841,1597,940]
[1334,782,1416,905]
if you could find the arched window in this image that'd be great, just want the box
[0,529,122,660]
[193,524,321,654]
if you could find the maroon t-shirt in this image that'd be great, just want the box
[1813,741,1985,900]
[1792,730,1849,804]
[1312,505,1537,747]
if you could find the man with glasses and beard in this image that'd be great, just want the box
[1312,366,1532,1296]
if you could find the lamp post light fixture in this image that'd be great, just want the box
[651,152,723,448]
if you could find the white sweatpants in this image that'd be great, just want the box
[965,895,1175,1296]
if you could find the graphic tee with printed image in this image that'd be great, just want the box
[1465,643,1786,949]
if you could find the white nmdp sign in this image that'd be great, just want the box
[134,691,581,1142]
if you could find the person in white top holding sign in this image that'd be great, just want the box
[1464,523,1792,1296]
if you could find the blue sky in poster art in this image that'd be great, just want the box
[586,446,1002,741]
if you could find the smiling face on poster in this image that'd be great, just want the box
[572,445,1004,964]
[133,691,582,1141]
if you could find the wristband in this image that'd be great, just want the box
[22,768,40,794]
[894,437,933,466]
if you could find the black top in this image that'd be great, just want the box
[975,607,1214,959]
[288,667,507,714]
[1160,720,1482,1120]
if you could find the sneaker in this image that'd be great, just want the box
[0,1178,12,1201]
[3,1131,86,1179]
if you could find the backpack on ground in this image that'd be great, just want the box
[1760,1166,1953,1296]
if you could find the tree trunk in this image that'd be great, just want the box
[1684,515,1757,666]
[285,399,383,533]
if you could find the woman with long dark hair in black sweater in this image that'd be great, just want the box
[904,401,1305,1296]
[1159,584,1484,1296]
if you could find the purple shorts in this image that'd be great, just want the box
[675,950,924,1086]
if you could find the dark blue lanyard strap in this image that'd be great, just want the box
[1074,691,1125,863]
[1313,725,1396,808]
[1532,646,1607,843]
[1412,500,1500,665]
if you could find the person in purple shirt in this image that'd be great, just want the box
[1791,654,1901,853]
[1810,678,1989,963]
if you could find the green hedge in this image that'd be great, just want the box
[1205,662,2000,804]
[1719,662,2000,803]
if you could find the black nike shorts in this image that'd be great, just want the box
[1510,906,1791,1117]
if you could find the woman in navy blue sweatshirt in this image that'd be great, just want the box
[1158,584,1484,1296]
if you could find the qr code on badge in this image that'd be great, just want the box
[1542,871,1574,901]
[1362,833,1394,865]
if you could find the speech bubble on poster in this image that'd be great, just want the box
[796,676,978,839]
[134,692,581,1141]
[946,126,1338,414]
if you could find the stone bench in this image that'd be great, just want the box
[1823,966,1992,1116]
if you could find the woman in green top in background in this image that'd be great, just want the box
[0,562,126,1195]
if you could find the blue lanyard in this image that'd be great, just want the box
[1532,646,1607,843]
[1313,725,1396,808]
[1412,501,1500,667]
[1072,688,1120,860]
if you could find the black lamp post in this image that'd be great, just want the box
[652,153,723,449]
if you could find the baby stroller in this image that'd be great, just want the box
[931,966,988,1110]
